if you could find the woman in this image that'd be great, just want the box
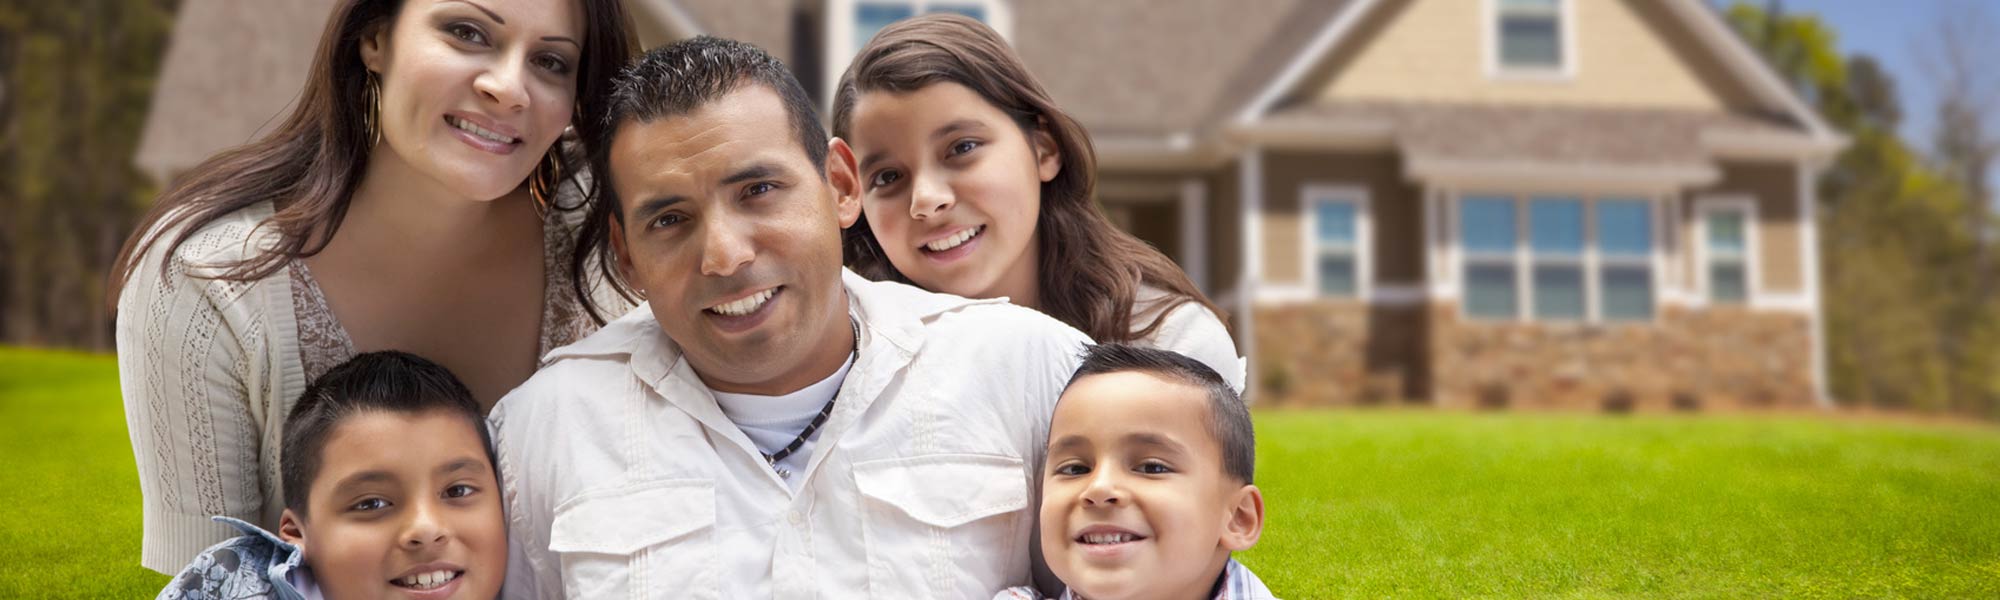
[110,0,635,573]
[831,14,1244,390]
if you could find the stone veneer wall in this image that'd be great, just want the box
[1426,304,1814,410]
[1250,301,1814,409]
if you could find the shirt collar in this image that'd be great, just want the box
[1057,558,1267,600]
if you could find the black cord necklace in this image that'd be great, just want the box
[764,317,858,480]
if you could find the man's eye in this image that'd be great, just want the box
[870,170,902,189]
[350,498,391,512]
[651,214,684,229]
[745,182,778,197]
[445,484,478,499]
[445,23,487,45]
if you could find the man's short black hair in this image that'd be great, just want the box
[1064,344,1255,484]
[592,36,828,217]
[280,351,493,516]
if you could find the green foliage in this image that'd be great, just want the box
[1241,410,2000,598]
[0,0,176,349]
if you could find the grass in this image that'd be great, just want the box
[4,347,1999,598]
[1237,410,2000,598]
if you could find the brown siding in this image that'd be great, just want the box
[1261,151,1427,288]
[1689,161,1804,294]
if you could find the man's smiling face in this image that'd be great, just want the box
[606,83,862,395]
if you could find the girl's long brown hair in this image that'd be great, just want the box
[108,0,635,309]
[831,14,1224,343]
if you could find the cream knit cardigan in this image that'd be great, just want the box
[117,201,305,573]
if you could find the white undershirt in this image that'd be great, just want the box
[711,352,855,492]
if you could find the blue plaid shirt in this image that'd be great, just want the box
[993,558,1278,600]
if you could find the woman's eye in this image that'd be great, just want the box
[870,170,902,189]
[533,54,570,75]
[445,23,487,45]
[950,140,981,156]
[350,498,390,512]
[445,484,478,499]
[1136,462,1173,475]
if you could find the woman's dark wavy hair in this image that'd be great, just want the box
[109,0,636,309]
[830,14,1224,343]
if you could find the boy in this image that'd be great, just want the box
[1000,344,1276,600]
[157,351,506,600]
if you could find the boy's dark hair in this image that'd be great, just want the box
[1065,344,1255,484]
[575,35,830,324]
[280,351,493,515]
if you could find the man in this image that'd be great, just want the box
[490,37,1089,599]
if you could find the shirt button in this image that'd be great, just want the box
[788,510,805,526]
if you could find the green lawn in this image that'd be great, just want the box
[5,347,1999,598]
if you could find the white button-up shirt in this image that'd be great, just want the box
[491,270,1091,599]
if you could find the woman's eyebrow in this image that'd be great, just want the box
[441,0,506,25]
[930,119,985,141]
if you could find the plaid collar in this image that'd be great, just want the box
[1054,559,1275,600]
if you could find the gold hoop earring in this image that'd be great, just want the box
[364,72,383,147]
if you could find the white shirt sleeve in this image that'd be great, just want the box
[1138,301,1246,393]
[117,244,267,574]
[492,375,562,600]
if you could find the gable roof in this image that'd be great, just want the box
[1231,0,1841,144]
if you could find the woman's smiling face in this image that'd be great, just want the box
[844,82,1061,304]
[360,0,583,201]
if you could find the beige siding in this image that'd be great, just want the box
[1313,0,1759,112]
[1683,161,1804,294]
[1260,151,1426,288]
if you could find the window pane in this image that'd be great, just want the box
[856,3,917,52]
[928,5,986,21]
[1532,264,1584,319]
[1500,16,1561,67]
[1316,202,1357,247]
[1706,210,1746,255]
[1465,263,1518,319]
[1597,200,1652,257]
[1318,254,1356,297]
[1530,198,1584,255]
[1461,197,1517,253]
[1501,0,1559,11]
[1601,265,1654,320]
[1710,262,1748,303]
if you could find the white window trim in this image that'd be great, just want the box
[1454,194,1664,324]
[1302,184,1373,300]
[1483,0,1577,81]
[823,0,1014,104]
[1694,195,1760,307]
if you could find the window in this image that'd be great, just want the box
[1597,200,1654,320]
[1700,202,1754,305]
[1310,196,1367,298]
[851,0,995,54]
[1493,0,1566,73]
[1458,195,1657,322]
[1461,197,1519,319]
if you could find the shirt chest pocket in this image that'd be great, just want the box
[548,480,717,600]
[854,454,1032,597]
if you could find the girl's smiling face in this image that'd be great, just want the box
[844,82,1061,306]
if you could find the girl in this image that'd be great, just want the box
[832,13,1243,390]
[110,0,636,573]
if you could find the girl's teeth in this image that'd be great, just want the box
[925,226,981,252]
[710,288,775,316]
[448,116,515,144]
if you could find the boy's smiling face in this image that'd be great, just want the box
[279,409,504,599]
[1041,371,1263,600]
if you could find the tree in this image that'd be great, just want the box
[0,0,176,349]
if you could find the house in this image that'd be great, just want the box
[138,0,1845,410]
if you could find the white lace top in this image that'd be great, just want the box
[116,199,623,574]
